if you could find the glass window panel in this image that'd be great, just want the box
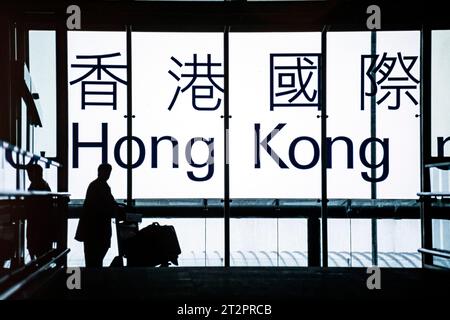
[432,218,450,268]
[278,218,308,266]
[375,31,420,199]
[432,30,450,157]
[230,218,278,266]
[1,149,18,191]
[205,218,224,266]
[132,32,224,198]
[327,31,420,199]
[327,219,372,267]
[68,31,127,199]
[432,219,450,250]
[18,154,29,191]
[229,32,321,199]
[0,148,3,191]
[21,155,31,191]
[228,218,314,267]
[378,219,421,268]
[0,147,6,192]
[29,30,57,158]
[327,32,371,199]
[67,219,85,267]
[21,99,27,151]
[0,147,9,192]
[430,166,450,193]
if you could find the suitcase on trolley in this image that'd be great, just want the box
[124,222,181,267]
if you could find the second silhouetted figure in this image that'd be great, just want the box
[26,164,52,260]
[75,164,117,267]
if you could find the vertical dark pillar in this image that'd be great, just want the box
[308,216,321,267]
[223,26,230,267]
[0,10,12,142]
[56,14,68,192]
[15,22,25,190]
[370,31,378,266]
[24,29,30,152]
[420,25,433,266]
[126,25,133,207]
[320,26,328,267]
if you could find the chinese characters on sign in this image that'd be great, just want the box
[69,47,419,186]
[270,53,321,111]
[69,51,419,113]
[168,54,224,111]
[70,52,127,110]
[361,52,419,110]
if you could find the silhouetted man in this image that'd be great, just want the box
[26,164,53,259]
[75,164,117,267]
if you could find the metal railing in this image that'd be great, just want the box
[0,248,70,300]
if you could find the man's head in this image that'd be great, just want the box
[26,164,43,183]
[97,163,112,181]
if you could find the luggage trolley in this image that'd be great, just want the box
[114,210,140,266]
[113,206,181,267]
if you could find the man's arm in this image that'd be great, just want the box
[105,184,119,218]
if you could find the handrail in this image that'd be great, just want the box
[70,198,422,208]
[425,159,450,169]
[0,248,70,300]
[0,140,62,168]
[0,190,70,198]
[418,248,450,260]
[425,162,450,169]
[417,192,450,197]
[66,198,450,219]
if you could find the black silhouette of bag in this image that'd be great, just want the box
[124,222,181,267]
[109,255,124,267]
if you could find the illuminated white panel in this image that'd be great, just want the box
[327,32,371,198]
[432,31,450,157]
[229,33,321,199]
[132,32,224,198]
[328,31,420,199]
[376,31,420,199]
[68,31,127,199]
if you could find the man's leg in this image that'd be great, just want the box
[84,242,109,267]
[98,245,109,267]
[84,243,102,267]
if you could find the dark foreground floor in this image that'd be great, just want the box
[28,267,450,303]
